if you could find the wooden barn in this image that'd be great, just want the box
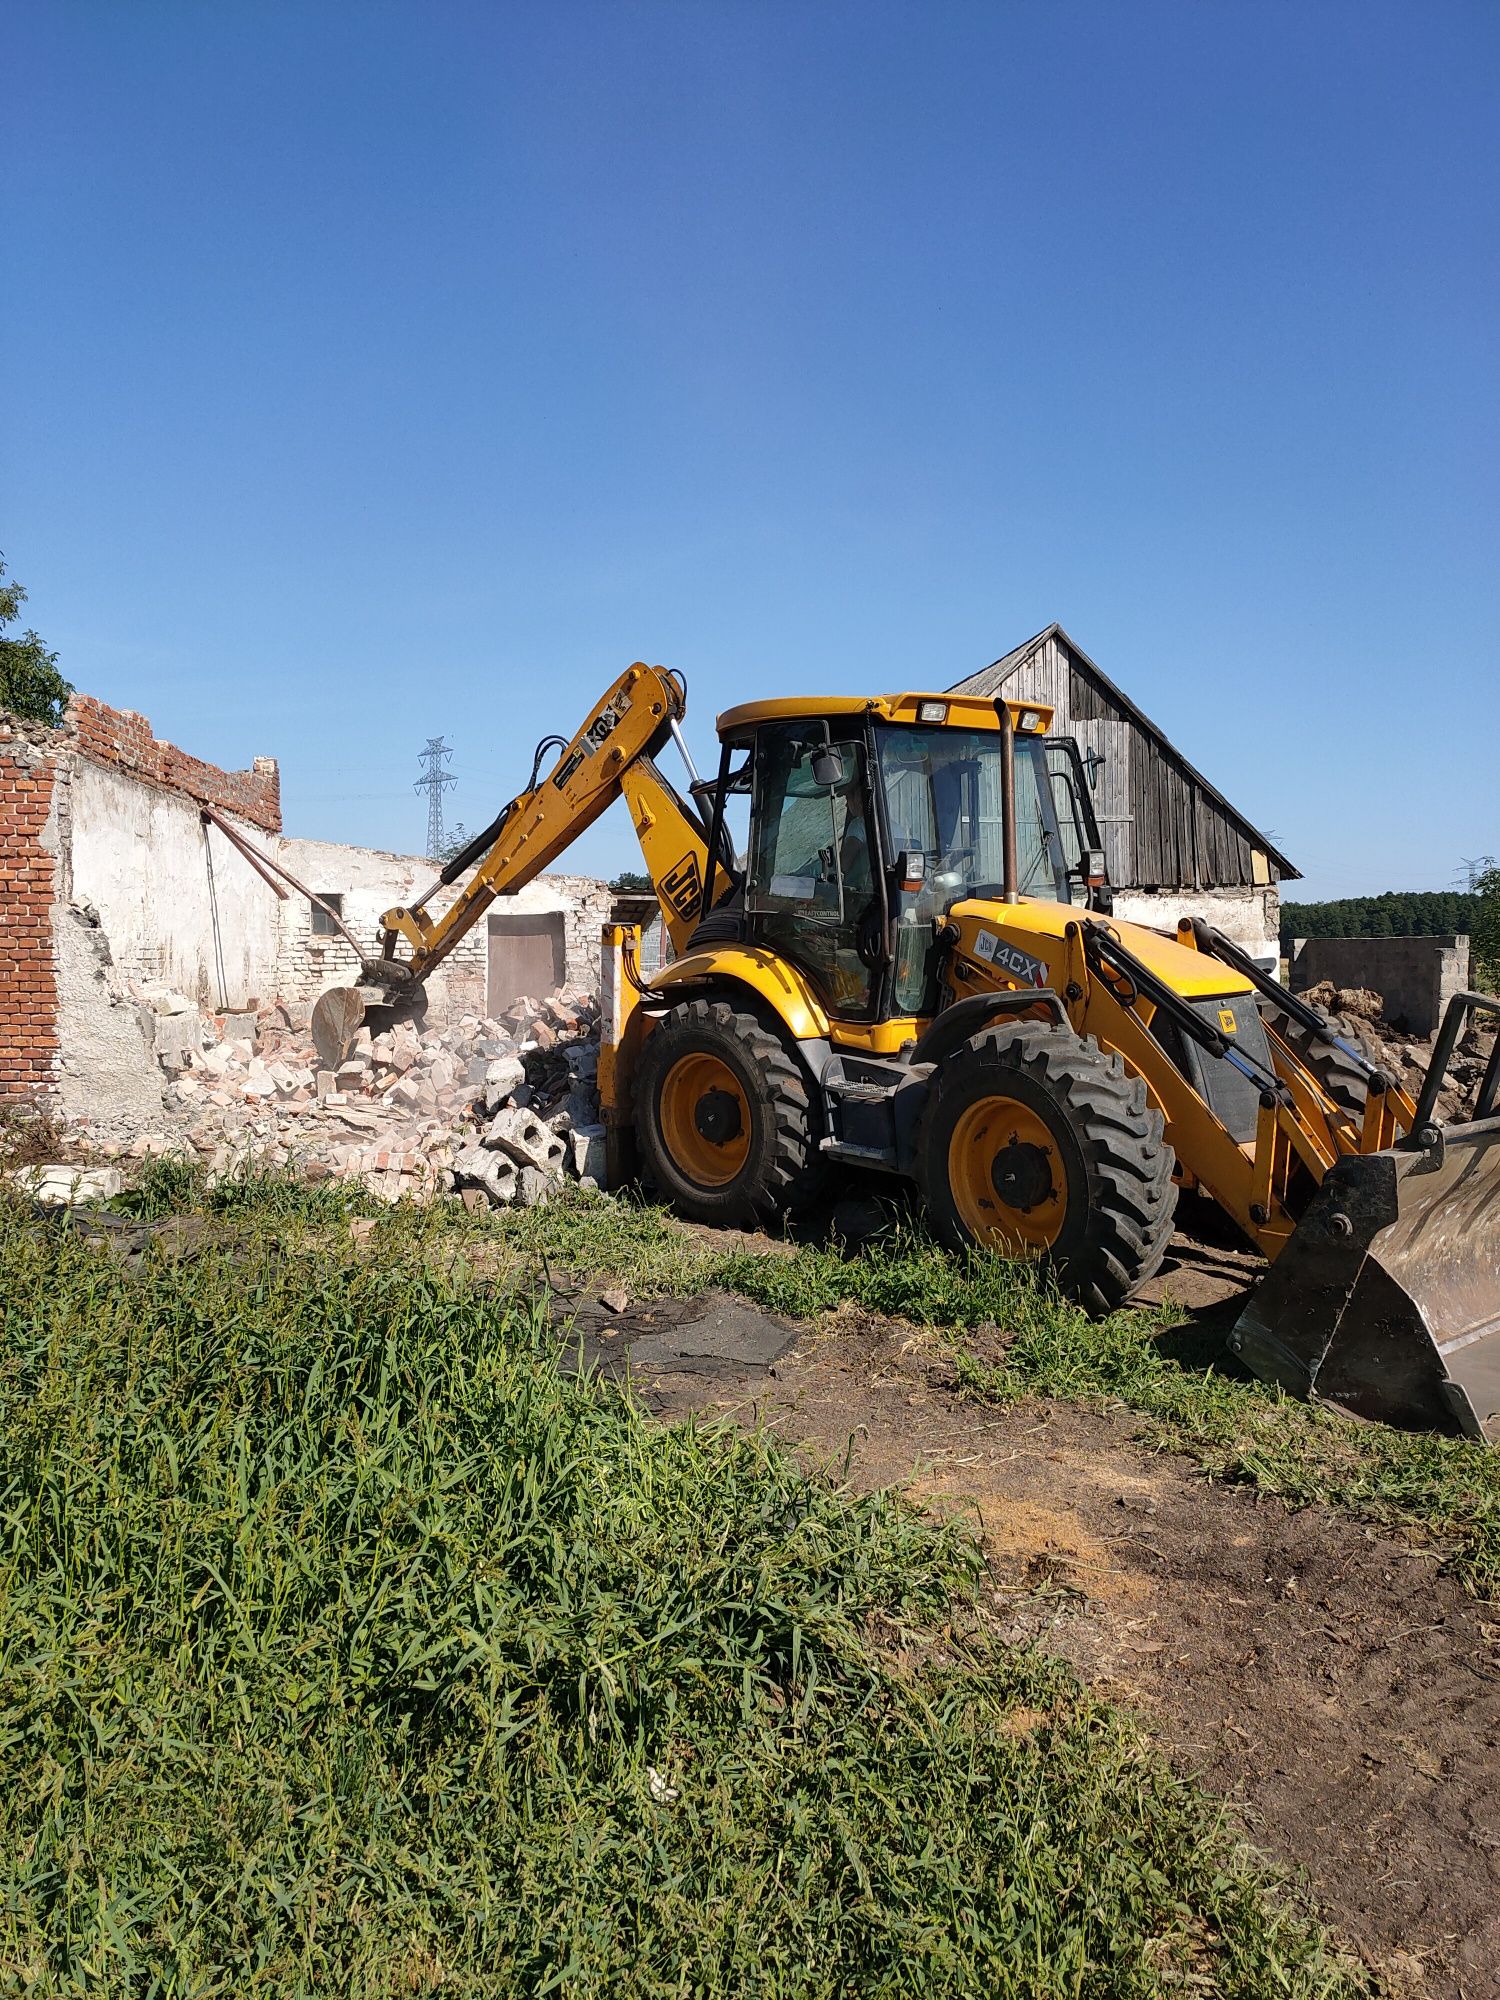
[948,624,1299,965]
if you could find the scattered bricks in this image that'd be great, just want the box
[482,1105,567,1175]
[427,1054,455,1093]
[335,1058,369,1089]
[388,1020,421,1072]
[527,1019,558,1051]
[242,1062,277,1098]
[386,1077,424,1113]
[128,1133,189,1159]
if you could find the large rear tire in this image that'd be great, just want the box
[919,1022,1177,1310]
[635,998,825,1227]
[1259,999,1382,1123]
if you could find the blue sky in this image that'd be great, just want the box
[6,1,1496,899]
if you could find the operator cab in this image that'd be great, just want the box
[701,695,1109,1024]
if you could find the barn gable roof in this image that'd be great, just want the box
[949,622,1299,882]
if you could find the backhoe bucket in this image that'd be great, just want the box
[1229,1114,1500,1440]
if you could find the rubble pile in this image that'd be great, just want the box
[1303,980,1496,1123]
[105,983,606,1205]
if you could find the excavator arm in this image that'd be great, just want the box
[322,663,722,1036]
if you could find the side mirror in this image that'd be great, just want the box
[811,743,846,789]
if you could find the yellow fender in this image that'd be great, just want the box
[649,946,830,1042]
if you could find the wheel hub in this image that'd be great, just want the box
[990,1139,1054,1213]
[657,1049,753,1189]
[946,1097,1066,1253]
[694,1087,744,1146]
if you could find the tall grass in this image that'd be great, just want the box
[483,1187,1500,1601]
[0,1189,1361,1997]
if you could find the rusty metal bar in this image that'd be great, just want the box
[198,806,373,968]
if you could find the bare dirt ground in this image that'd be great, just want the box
[552,1236,1500,2000]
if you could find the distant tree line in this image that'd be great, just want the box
[1280,891,1481,946]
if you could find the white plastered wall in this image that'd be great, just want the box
[1109,885,1281,970]
[66,757,282,1005]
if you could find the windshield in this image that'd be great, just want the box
[876,724,1063,906]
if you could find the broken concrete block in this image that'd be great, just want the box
[13,1163,126,1207]
[427,1055,455,1093]
[515,1164,553,1207]
[452,1144,519,1206]
[220,1011,259,1047]
[316,1070,335,1100]
[547,1088,602,1135]
[566,1123,607,1182]
[482,1105,567,1174]
[153,1009,205,1065]
[481,1053,525,1110]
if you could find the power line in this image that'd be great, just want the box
[415,736,458,860]
[1455,855,1494,892]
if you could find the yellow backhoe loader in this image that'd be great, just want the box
[314,662,1500,1441]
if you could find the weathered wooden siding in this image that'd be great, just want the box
[956,629,1279,892]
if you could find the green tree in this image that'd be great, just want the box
[1472,860,1500,989]
[0,558,73,725]
[435,822,472,866]
[609,870,652,893]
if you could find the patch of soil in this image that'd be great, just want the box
[631,1301,1500,1999]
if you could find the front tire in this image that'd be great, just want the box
[919,1021,1177,1310]
[635,999,825,1227]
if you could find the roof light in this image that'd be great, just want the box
[1018,707,1045,733]
[916,700,948,724]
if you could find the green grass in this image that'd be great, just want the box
[476,1184,1500,1601]
[0,1181,1363,1998]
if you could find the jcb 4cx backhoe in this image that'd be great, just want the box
[316,663,1500,1441]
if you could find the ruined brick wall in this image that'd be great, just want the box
[0,719,60,1103]
[67,696,282,834]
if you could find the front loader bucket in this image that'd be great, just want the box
[1229,1114,1500,1441]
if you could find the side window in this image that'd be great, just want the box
[747,724,877,1015]
[748,728,869,919]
